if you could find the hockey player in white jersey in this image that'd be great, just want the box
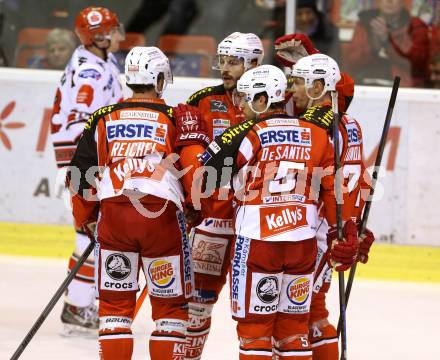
[50,6,123,333]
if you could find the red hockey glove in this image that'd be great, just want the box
[184,204,203,231]
[358,227,375,264]
[274,33,320,67]
[174,103,210,148]
[328,220,359,272]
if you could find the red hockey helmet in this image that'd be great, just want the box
[75,7,121,46]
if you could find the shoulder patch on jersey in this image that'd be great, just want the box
[84,105,115,130]
[219,118,256,145]
[187,85,225,106]
[301,105,334,131]
[78,68,102,80]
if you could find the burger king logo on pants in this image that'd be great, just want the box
[143,256,183,298]
[278,274,313,315]
[149,259,175,288]
[287,276,310,305]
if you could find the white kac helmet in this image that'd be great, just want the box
[215,32,264,70]
[237,64,287,114]
[125,46,173,96]
[291,53,341,100]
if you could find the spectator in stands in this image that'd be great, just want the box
[428,52,440,89]
[29,28,76,70]
[295,0,340,62]
[346,0,430,87]
[257,0,340,62]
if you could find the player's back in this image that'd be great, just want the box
[51,45,122,168]
[231,113,336,242]
[72,98,183,207]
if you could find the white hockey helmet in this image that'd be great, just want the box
[291,53,341,94]
[125,46,173,95]
[236,64,287,113]
[215,32,264,70]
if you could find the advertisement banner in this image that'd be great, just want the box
[0,68,439,245]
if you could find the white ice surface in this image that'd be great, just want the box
[1,255,440,359]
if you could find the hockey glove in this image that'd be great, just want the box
[328,220,359,272]
[274,33,320,67]
[358,227,375,264]
[174,104,211,148]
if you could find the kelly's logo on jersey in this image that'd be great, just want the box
[260,204,308,238]
[106,119,167,144]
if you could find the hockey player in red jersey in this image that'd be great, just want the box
[181,32,264,360]
[50,6,124,333]
[67,46,213,359]
[289,53,373,359]
[200,64,358,360]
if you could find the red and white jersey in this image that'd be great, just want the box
[230,112,340,242]
[51,45,123,168]
[70,99,185,228]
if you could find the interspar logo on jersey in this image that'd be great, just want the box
[260,204,307,238]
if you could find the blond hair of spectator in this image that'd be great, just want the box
[46,28,77,70]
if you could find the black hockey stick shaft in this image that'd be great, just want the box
[10,239,96,360]
[331,91,347,360]
[337,76,401,337]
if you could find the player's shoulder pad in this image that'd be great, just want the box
[187,84,225,106]
[84,104,117,131]
[301,105,334,131]
[201,118,257,191]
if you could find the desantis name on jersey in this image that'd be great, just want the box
[106,119,167,145]
[261,145,311,161]
[258,126,312,147]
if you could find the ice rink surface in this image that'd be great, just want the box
[2,255,440,360]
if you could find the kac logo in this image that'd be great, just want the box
[105,253,131,280]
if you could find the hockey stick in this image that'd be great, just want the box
[133,285,148,319]
[11,225,96,360]
[337,76,401,337]
[331,90,347,360]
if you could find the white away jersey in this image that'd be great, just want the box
[50,45,123,168]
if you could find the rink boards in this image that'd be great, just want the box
[0,68,439,246]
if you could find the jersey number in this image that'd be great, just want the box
[269,161,305,193]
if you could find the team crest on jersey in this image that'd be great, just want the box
[78,68,102,80]
[210,100,228,113]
